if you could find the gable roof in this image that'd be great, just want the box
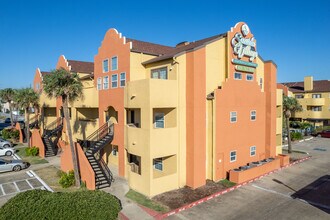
[281,80,330,93]
[67,60,94,73]
[41,71,51,77]
[141,33,227,65]
[126,38,174,56]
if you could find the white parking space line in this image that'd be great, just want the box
[25,179,34,189]
[28,170,54,192]
[252,184,330,211]
[12,182,20,192]
[0,185,5,196]
[252,184,292,198]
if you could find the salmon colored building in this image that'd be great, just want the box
[31,22,284,196]
[92,22,283,196]
[280,76,330,127]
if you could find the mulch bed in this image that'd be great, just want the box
[152,180,227,209]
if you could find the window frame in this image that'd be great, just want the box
[111,74,118,88]
[250,146,256,157]
[103,76,109,90]
[312,94,321,98]
[151,67,168,79]
[154,113,165,128]
[120,72,126,87]
[234,72,242,80]
[230,111,237,123]
[246,74,253,81]
[103,59,109,73]
[97,77,102,90]
[111,56,118,71]
[250,110,256,121]
[230,150,237,162]
[153,158,163,171]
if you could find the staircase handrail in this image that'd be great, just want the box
[95,151,114,184]
[81,122,114,150]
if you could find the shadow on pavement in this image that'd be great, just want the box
[291,175,330,214]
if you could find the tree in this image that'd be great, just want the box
[15,88,39,147]
[43,68,83,187]
[283,96,303,153]
[0,88,16,126]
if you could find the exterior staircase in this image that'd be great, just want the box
[29,115,39,129]
[42,118,63,157]
[79,122,114,189]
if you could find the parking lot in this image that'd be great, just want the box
[0,154,52,207]
[168,137,330,220]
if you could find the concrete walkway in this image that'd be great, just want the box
[101,164,153,220]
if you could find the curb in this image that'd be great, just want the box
[283,136,314,147]
[155,155,312,219]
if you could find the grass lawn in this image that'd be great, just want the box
[218,179,236,188]
[15,146,48,164]
[34,166,80,192]
[126,189,169,213]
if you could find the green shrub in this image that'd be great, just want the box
[59,170,75,188]
[25,146,39,156]
[291,132,303,141]
[2,128,19,141]
[0,190,121,220]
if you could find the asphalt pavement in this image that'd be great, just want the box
[167,137,330,220]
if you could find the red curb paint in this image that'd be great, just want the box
[157,156,312,219]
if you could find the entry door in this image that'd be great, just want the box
[216,153,225,180]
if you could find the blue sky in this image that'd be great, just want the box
[0,0,329,89]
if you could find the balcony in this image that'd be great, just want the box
[125,79,178,108]
[276,89,282,106]
[303,98,325,106]
[73,87,99,108]
[276,117,282,135]
[150,127,178,156]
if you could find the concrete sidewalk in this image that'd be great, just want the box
[101,164,154,220]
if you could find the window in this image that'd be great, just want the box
[230,151,237,162]
[154,113,165,128]
[234,72,242,80]
[250,110,256,121]
[120,72,126,87]
[230,111,237,123]
[311,106,322,111]
[246,74,253,81]
[111,56,118,71]
[153,158,163,171]
[112,146,118,156]
[111,74,118,88]
[260,78,263,89]
[103,59,109,73]
[103,76,109,89]
[97,77,102,90]
[312,94,321,98]
[151,67,167,79]
[250,146,256,156]
[35,83,40,90]
[295,94,304,99]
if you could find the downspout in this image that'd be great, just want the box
[173,57,180,187]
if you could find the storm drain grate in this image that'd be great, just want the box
[313,148,327,151]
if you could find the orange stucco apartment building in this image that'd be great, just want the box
[32,22,285,197]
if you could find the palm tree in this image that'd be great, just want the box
[15,88,39,147]
[43,68,82,187]
[0,88,16,126]
[283,96,303,153]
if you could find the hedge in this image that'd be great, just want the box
[0,190,121,220]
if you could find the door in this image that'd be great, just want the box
[0,160,12,172]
